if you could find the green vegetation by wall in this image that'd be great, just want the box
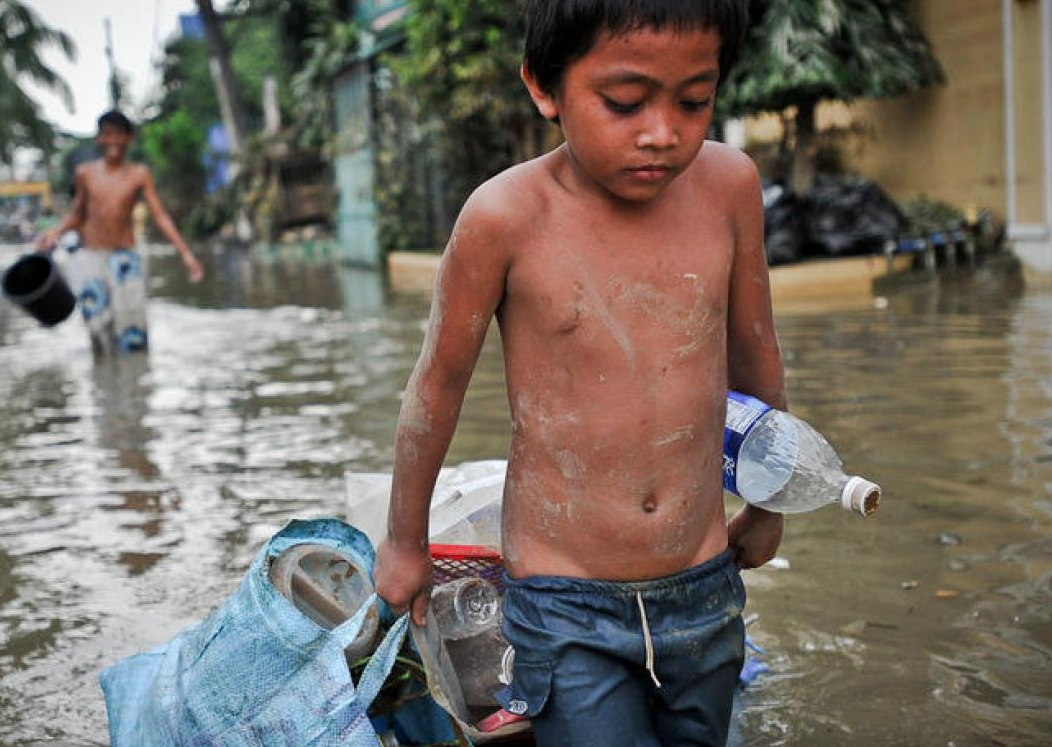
[720,0,944,193]
[378,0,549,250]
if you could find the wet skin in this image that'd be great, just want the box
[37,125,203,282]
[375,27,785,623]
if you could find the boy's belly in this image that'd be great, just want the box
[501,388,729,580]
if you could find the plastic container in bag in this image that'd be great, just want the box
[431,576,501,641]
[268,542,380,662]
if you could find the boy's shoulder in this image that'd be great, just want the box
[456,154,554,242]
[690,140,760,194]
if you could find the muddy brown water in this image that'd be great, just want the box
[0,242,1049,746]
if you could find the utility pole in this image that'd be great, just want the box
[194,0,247,160]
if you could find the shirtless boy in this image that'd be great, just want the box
[374,1,785,744]
[37,110,203,354]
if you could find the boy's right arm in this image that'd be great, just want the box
[36,167,87,250]
[373,187,514,625]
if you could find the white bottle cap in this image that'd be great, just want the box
[841,476,881,516]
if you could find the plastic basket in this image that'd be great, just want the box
[430,544,505,593]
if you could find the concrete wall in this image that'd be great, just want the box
[742,0,1052,276]
[1008,0,1048,226]
[834,1,1007,217]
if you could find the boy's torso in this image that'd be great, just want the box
[79,161,145,249]
[496,144,740,581]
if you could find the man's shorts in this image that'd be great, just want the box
[67,247,149,355]
[497,549,746,747]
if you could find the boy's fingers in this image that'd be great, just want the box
[410,590,430,627]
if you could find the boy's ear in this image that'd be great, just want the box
[520,63,559,121]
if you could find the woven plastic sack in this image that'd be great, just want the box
[99,518,409,747]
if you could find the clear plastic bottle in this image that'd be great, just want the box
[723,391,881,516]
[430,577,500,640]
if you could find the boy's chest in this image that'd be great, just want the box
[86,169,141,206]
[506,216,733,342]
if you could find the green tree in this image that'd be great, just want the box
[720,0,944,193]
[391,0,548,225]
[289,18,358,149]
[0,0,75,161]
[140,108,208,225]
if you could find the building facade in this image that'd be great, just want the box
[747,0,1052,278]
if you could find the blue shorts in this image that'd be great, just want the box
[497,550,746,747]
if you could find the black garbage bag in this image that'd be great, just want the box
[762,181,805,265]
[801,175,907,257]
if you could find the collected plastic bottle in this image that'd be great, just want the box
[431,577,500,640]
[430,576,507,707]
[268,543,379,662]
[723,390,881,516]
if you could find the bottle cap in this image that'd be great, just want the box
[841,476,881,516]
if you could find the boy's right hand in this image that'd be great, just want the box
[35,228,59,252]
[373,537,433,627]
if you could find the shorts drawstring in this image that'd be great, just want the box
[636,591,662,689]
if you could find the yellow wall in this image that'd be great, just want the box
[1011,0,1047,224]
[745,0,1008,217]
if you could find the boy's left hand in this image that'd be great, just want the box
[183,253,204,283]
[727,505,783,569]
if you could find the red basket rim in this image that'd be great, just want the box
[429,543,502,562]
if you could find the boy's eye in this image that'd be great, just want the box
[602,96,642,115]
[681,98,712,113]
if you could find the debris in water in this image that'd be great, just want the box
[900,580,919,590]
[937,532,963,546]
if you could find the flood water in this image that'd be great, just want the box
[0,241,1049,746]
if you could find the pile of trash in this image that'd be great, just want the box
[763,175,907,265]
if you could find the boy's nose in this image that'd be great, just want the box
[635,109,679,150]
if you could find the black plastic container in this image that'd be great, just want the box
[1,254,77,326]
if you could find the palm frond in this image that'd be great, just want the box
[720,0,944,117]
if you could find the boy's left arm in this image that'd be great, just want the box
[141,168,204,283]
[725,155,787,569]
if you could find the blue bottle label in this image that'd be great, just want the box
[723,391,772,495]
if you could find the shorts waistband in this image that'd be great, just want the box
[503,547,735,596]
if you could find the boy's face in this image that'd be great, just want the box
[96,124,132,164]
[524,26,721,203]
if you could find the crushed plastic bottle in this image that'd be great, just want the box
[723,391,881,516]
[268,543,379,662]
[429,577,508,708]
[431,577,500,640]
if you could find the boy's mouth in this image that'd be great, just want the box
[626,164,674,182]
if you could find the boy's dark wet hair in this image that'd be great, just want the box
[523,0,748,95]
[97,110,135,135]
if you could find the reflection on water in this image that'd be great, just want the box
[0,243,1050,746]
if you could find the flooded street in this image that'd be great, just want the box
[0,242,1049,746]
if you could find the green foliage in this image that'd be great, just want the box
[232,0,338,72]
[899,195,964,235]
[0,0,76,161]
[373,70,442,252]
[384,0,548,247]
[140,108,208,230]
[145,11,292,235]
[720,0,945,116]
[155,15,287,129]
[290,20,360,149]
